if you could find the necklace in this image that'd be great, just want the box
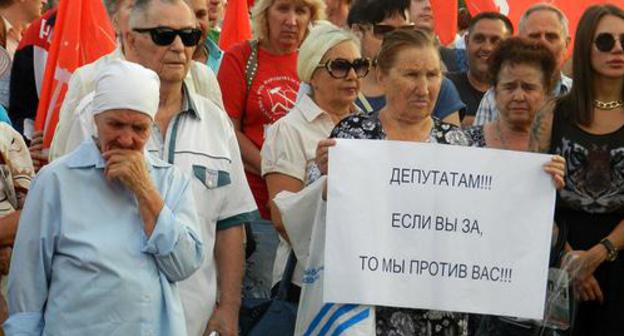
[593,99,624,110]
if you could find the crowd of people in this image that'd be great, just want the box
[0,0,621,335]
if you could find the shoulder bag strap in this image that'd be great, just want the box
[241,39,259,132]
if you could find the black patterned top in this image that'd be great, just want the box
[464,125,486,148]
[330,111,470,336]
[330,112,472,147]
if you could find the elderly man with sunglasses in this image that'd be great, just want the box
[48,0,224,161]
[123,1,257,336]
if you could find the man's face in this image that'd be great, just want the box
[358,12,410,60]
[410,0,433,31]
[126,1,197,84]
[21,0,46,22]
[467,18,510,79]
[519,9,569,70]
[207,0,223,27]
[189,0,210,43]
[94,110,151,153]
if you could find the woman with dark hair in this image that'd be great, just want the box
[466,37,558,151]
[466,36,566,336]
[530,4,624,336]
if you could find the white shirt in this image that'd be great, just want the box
[261,94,341,287]
[146,88,257,336]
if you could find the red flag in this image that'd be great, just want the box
[219,0,252,51]
[432,0,459,45]
[35,0,116,147]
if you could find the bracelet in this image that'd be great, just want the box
[599,238,618,262]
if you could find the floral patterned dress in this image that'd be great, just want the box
[329,112,471,336]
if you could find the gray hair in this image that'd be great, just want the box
[518,3,569,38]
[128,0,191,28]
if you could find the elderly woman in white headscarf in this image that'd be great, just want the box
[6,60,204,336]
[261,22,370,302]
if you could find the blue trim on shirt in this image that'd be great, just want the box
[216,210,259,230]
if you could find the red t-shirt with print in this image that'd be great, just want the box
[218,41,299,219]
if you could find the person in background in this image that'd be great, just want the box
[217,0,325,300]
[261,22,366,304]
[348,0,464,125]
[474,3,572,126]
[324,0,350,27]
[0,122,34,331]
[207,0,223,43]
[7,7,55,137]
[452,7,471,49]
[0,0,44,59]
[447,12,513,126]
[190,0,223,73]
[530,5,624,336]
[5,59,204,336]
[409,0,467,73]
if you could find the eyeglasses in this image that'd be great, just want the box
[371,24,416,39]
[594,32,624,53]
[316,58,371,79]
[132,27,202,47]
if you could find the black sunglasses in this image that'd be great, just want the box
[133,27,202,47]
[371,24,416,39]
[316,58,371,79]
[594,32,624,53]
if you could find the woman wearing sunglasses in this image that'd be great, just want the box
[291,29,470,336]
[261,22,368,304]
[217,0,324,299]
[530,5,624,336]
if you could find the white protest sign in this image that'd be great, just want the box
[325,139,556,320]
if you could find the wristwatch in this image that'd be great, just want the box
[599,238,618,262]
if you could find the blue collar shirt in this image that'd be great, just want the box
[5,138,204,336]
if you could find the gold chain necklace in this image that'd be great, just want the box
[593,99,624,110]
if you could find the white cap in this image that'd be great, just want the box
[91,60,160,120]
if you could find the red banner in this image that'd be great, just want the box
[432,0,459,45]
[35,0,116,147]
[219,0,252,52]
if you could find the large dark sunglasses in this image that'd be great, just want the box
[371,24,416,39]
[133,27,202,47]
[594,32,624,52]
[316,58,371,79]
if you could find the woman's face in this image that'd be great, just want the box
[494,62,546,130]
[378,46,442,123]
[591,14,624,80]
[310,41,362,111]
[266,0,312,52]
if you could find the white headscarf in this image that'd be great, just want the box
[297,21,360,83]
[91,60,160,119]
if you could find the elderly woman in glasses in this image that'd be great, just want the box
[261,22,368,303]
[530,5,624,336]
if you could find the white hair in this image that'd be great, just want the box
[297,21,360,83]
[518,3,569,38]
